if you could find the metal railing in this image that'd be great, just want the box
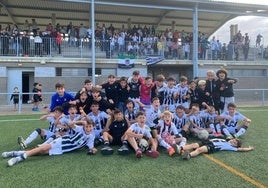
[1,36,268,61]
[0,89,267,114]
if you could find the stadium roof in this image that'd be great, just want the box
[0,0,268,36]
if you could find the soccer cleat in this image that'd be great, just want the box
[117,145,130,155]
[172,144,181,155]
[136,149,142,158]
[7,156,24,167]
[168,147,175,156]
[100,146,114,155]
[145,150,160,158]
[181,151,190,160]
[2,151,15,158]
[18,136,27,149]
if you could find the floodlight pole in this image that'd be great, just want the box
[91,0,96,85]
[192,4,199,78]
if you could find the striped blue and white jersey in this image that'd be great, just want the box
[209,138,238,151]
[87,111,109,131]
[145,106,161,128]
[220,111,246,127]
[129,123,152,139]
[61,125,95,153]
[156,120,179,136]
[172,112,189,132]
[47,116,58,133]
[160,86,177,106]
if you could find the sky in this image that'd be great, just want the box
[210,16,268,47]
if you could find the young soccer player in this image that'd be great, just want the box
[188,103,211,137]
[151,74,166,108]
[201,103,222,137]
[117,76,129,113]
[91,87,113,115]
[59,104,83,137]
[145,97,162,138]
[139,76,154,107]
[187,80,199,110]
[205,70,220,112]
[156,111,187,156]
[175,76,189,111]
[181,138,254,160]
[124,99,138,125]
[75,79,94,102]
[76,90,91,115]
[218,102,251,140]
[83,101,110,146]
[125,111,159,158]
[172,105,190,139]
[17,106,64,149]
[196,80,211,110]
[215,68,238,112]
[49,82,76,115]
[128,70,143,108]
[161,76,177,112]
[32,82,43,111]
[3,120,96,167]
[97,74,120,108]
[10,86,20,111]
[101,109,130,155]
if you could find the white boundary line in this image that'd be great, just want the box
[0,119,39,122]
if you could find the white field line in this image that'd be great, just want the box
[0,119,39,122]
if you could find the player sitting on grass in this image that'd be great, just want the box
[101,109,130,155]
[125,111,159,158]
[180,138,254,160]
[18,106,64,149]
[2,120,96,167]
[188,103,212,137]
[82,101,110,147]
[218,102,251,140]
[156,110,187,156]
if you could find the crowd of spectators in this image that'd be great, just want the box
[0,19,266,60]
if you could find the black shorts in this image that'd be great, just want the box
[33,95,42,102]
[110,136,122,146]
[13,99,19,104]
[198,140,220,154]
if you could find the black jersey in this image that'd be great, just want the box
[128,81,141,99]
[109,119,128,139]
[101,82,119,106]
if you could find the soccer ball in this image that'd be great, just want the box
[197,129,209,140]
[139,138,149,152]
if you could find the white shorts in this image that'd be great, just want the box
[43,130,54,140]
[94,130,103,139]
[226,126,237,134]
[49,137,63,155]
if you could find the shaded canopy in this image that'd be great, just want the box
[0,0,267,36]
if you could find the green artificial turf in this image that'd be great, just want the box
[0,107,267,188]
